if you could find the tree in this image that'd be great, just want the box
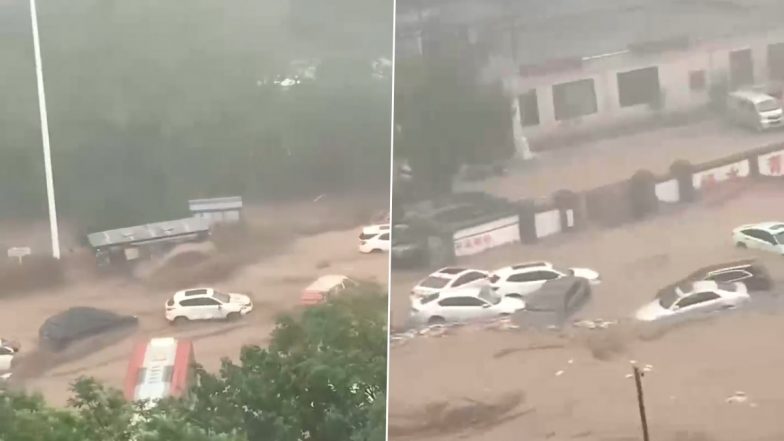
[394,50,511,199]
[177,284,387,441]
[0,0,391,231]
[0,284,387,441]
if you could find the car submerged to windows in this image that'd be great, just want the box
[410,284,525,326]
[635,280,749,322]
[411,267,490,298]
[732,222,784,255]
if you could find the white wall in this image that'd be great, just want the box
[506,29,784,142]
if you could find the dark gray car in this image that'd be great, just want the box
[511,277,592,329]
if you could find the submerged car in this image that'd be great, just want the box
[411,267,489,298]
[410,284,525,326]
[165,288,253,324]
[732,222,784,255]
[300,275,358,306]
[489,261,600,300]
[39,307,139,351]
[658,260,772,295]
[511,277,592,328]
[358,224,390,254]
[635,280,749,323]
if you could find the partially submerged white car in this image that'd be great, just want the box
[0,339,19,380]
[410,284,525,326]
[411,267,489,298]
[489,261,600,300]
[165,288,253,324]
[358,224,390,254]
[635,280,749,323]
[732,222,784,255]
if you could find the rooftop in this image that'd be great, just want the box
[397,0,784,65]
[87,217,210,249]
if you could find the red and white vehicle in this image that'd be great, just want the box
[124,337,195,405]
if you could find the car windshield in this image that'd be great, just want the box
[775,231,784,244]
[419,276,450,289]
[212,291,231,303]
[757,99,780,112]
[478,287,501,305]
[659,289,680,309]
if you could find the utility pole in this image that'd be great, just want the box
[29,0,61,259]
[633,365,651,441]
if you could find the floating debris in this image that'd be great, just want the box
[573,319,618,330]
[725,391,756,406]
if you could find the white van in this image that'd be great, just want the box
[726,90,783,131]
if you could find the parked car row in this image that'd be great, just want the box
[408,261,601,326]
[407,249,777,329]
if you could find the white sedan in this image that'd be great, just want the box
[490,261,600,299]
[635,281,749,322]
[358,224,390,254]
[732,222,784,255]
[411,267,489,298]
[410,285,525,326]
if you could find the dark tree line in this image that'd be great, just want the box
[393,37,512,200]
[0,0,391,232]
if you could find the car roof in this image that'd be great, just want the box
[689,280,720,293]
[362,224,390,234]
[173,288,213,299]
[738,222,784,232]
[494,261,553,275]
[434,284,492,299]
[434,267,469,275]
[729,90,777,103]
[306,274,350,292]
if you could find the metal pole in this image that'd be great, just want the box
[29,0,61,259]
[633,365,650,441]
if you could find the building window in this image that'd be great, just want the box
[689,70,707,91]
[552,78,598,121]
[518,90,540,126]
[729,48,754,89]
[768,42,784,80]
[617,67,661,107]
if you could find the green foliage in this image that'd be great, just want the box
[394,52,511,198]
[0,284,387,441]
[0,0,391,231]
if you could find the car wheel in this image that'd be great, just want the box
[172,316,188,326]
[427,316,446,326]
[499,313,511,318]
[226,312,241,321]
[506,294,522,300]
[736,242,747,249]
[372,249,382,253]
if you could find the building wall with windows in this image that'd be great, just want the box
[496,29,784,143]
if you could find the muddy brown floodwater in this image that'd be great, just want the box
[390,182,784,441]
[1,198,388,406]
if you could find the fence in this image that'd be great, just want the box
[450,142,784,255]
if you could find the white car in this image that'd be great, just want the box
[410,284,526,326]
[411,267,490,298]
[732,222,784,255]
[165,287,253,324]
[635,281,749,322]
[0,345,15,373]
[358,224,390,253]
[489,261,600,299]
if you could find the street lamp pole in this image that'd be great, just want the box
[29,0,61,259]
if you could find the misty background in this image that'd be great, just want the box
[0,0,392,233]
